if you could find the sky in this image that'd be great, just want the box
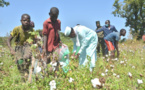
[0,0,129,38]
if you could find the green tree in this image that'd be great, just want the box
[112,0,145,39]
[0,0,9,7]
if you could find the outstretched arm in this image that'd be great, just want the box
[43,35,47,55]
[113,26,118,32]
[7,35,15,55]
[96,27,104,33]
[42,22,48,56]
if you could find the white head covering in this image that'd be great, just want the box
[64,26,71,36]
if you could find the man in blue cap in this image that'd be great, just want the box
[64,25,98,72]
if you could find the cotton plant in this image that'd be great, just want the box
[49,80,56,90]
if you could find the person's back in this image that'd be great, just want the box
[74,25,96,37]
[104,32,120,42]
[64,25,98,73]
[104,29,126,59]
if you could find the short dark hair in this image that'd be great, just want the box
[96,21,100,24]
[106,20,110,23]
[120,29,126,33]
[50,7,59,14]
[21,14,30,20]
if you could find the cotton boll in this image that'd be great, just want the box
[101,73,105,76]
[49,80,56,90]
[105,55,108,57]
[50,62,57,71]
[37,36,41,40]
[120,61,124,64]
[34,44,38,47]
[91,78,101,88]
[112,58,118,61]
[132,66,135,69]
[113,73,117,76]
[36,66,41,73]
[50,62,57,67]
[137,79,143,84]
[105,69,108,73]
[110,65,114,68]
[125,59,127,62]
[116,75,120,78]
[102,57,105,59]
[0,62,3,65]
[106,59,109,62]
[71,56,74,60]
[128,72,132,78]
[64,56,67,59]
[69,77,74,83]
[59,62,65,66]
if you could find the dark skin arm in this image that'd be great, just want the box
[7,35,15,55]
[43,35,47,56]
[115,41,119,57]
[96,27,103,33]
[74,53,80,59]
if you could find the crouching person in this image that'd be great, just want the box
[104,29,126,59]
[7,14,34,80]
[64,25,98,73]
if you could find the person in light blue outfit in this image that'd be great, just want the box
[64,25,98,72]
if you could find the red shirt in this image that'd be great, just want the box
[42,18,61,52]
